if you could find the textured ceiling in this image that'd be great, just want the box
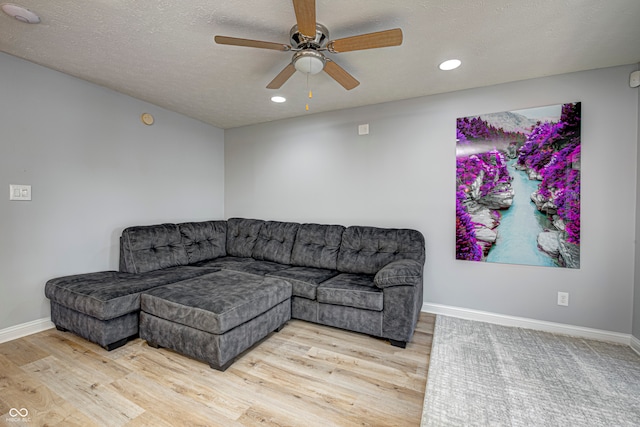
[1,1,639,129]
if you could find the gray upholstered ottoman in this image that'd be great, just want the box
[139,270,291,370]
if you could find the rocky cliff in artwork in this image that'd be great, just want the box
[456,148,515,259]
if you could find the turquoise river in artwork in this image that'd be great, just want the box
[486,160,556,267]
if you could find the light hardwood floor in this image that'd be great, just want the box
[0,313,434,427]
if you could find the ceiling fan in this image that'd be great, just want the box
[214,0,403,90]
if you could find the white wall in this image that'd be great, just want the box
[0,53,225,330]
[226,64,639,334]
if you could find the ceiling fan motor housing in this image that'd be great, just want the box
[290,23,329,49]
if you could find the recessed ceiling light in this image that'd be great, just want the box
[1,3,40,24]
[271,96,286,103]
[439,59,461,71]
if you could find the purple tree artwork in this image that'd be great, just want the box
[455,102,581,268]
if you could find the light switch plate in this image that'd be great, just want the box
[9,184,31,201]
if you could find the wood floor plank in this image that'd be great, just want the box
[232,353,359,415]
[22,356,145,426]
[236,404,312,427]
[280,324,425,374]
[123,410,176,427]
[111,372,245,427]
[42,409,102,427]
[305,345,426,392]
[0,354,100,426]
[228,368,366,427]
[285,319,393,352]
[0,336,49,366]
[0,313,435,426]
[25,331,131,383]
[117,350,252,420]
[236,401,364,427]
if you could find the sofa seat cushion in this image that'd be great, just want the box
[268,266,339,300]
[140,270,292,335]
[222,260,291,276]
[193,256,253,269]
[44,266,219,321]
[317,273,383,311]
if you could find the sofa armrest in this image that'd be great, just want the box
[378,259,424,344]
[374,259,423,289]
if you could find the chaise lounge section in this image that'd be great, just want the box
[45,218,425,369]
[45,266,219,350]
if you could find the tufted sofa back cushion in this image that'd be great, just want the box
[291,223,345,270]
[120,224,189,273]
[252,221,300,264]
[337,226,425,275]
[226,218,265,258]
[178,221,227,264]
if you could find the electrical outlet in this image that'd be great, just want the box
[557,292,569,306]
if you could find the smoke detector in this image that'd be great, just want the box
[2,3,40,24]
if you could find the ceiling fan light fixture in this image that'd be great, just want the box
[293,50,326,75]
[439,59,461,71]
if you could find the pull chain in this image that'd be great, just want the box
[305,73,312,111]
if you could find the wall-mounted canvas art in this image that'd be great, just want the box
[455,102,581,268]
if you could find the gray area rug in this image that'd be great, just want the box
[422,315,640,426]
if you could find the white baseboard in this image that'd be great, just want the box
[631,335,640,356]
[422,302,631,346]
[0,317,54,344]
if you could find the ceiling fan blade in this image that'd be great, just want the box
[214,35,291,51]
[324,60,360,90]
[328,28,403,53]
[292,0,316,38]
[267,63,297,89]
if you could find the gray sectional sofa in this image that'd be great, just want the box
[45,218,425,370]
